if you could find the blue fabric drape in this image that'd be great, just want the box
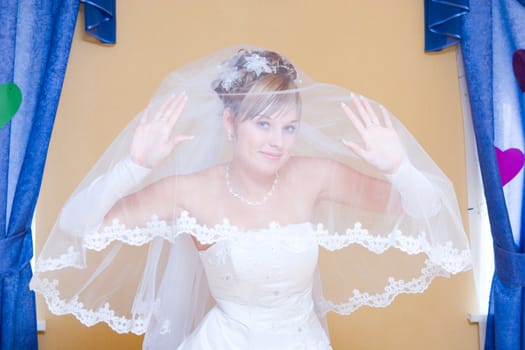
[424,0,469,52]
[81,0,116,44]
[0,1,79,349]
[461,1,525,349]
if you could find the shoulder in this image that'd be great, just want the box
[145,164,224,196]
[151,165,225,212]
[175,164,224,193]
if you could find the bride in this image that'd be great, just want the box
[31,47,471,349]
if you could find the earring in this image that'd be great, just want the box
[228,133,233,141]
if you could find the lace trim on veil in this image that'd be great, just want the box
[315,262,451,316]
[30,277,151,334]
[33,210,471,334]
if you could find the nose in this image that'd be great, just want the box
[268,128,284,148]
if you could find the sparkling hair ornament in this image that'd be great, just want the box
[212,49,298,94]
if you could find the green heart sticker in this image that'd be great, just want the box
[0,82,22,129]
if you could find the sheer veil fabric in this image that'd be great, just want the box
[30,46,471,347]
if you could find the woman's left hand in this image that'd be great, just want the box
[341,96,405,174]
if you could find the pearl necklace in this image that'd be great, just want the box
[225,163,279,206]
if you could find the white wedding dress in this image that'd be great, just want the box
[176,223,332,350]
[30,46,472,350]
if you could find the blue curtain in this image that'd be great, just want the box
[424,0,469,52]
[0,1,79,349]
[461,1,525,349]
[81,0,116,44]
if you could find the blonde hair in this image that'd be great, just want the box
[213,49,301,121]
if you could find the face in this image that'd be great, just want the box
[227,107,299,175]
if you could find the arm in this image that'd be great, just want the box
[330,96,441,217]
[59,92,192,234]
[315,156,441,218]
[58,156,152,233]
[384,158,441,217]
[316,158,398,213]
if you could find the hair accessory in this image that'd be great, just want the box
[216,50,296,93]
[243,54,274,76]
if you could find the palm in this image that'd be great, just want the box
[130,93,192,168]
[341,96,404,173]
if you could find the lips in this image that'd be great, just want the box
[259,151,282,160]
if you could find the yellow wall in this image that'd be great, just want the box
[35,1,478,349]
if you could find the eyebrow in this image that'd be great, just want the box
[255,114,300,123]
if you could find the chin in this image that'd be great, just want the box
[258,154,289,173]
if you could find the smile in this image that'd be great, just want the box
[259,151,282,160]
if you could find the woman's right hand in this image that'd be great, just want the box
[130,92,193,168]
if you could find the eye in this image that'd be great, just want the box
[256,120,270,129]
[284,125,297,134]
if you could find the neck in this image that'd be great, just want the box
[226,161,279,206]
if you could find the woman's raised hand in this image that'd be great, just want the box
[341,96,404,174]
[130,92,193,168]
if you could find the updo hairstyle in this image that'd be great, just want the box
[212,49,301,121]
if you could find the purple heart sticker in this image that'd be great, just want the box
[495,147,525,186]
[513,49,525,92]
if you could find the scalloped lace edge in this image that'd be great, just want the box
[32,259,450,335]
[36,211,471,274]
[316,262,451,316]
[30,277,149,335]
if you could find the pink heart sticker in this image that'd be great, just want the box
[495,147,525,186]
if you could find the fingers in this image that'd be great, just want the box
[341,101,366,139]
[380,105,394,128]
[165,92,188,129]
[341,95,381,143]
[161,92,187,120]
[172,134,195,145]
[361,97,380,125]
[146,91,187,122]
[152,96,173,121]
[342,95,393,130]
[352,97,372,127]
[342,138,368,159]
